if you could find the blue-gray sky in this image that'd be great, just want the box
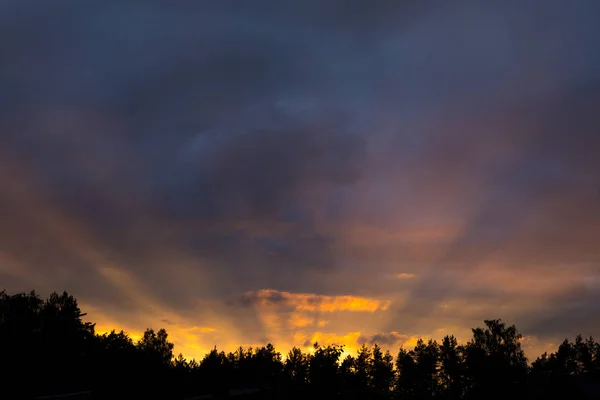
[1,0,599,359]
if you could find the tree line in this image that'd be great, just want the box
[1,290,599,399]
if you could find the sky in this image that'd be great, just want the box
[1,0,600,361]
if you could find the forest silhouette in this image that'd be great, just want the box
[1,290,599,399]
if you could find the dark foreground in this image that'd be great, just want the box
[2,290,600,400]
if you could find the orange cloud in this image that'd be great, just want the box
[232,290,394,357]
[245,289,390,313]
[395,273,416,280]
[289,315,314,328]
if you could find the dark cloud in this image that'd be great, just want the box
[159,118,367,220]
[237,290,288,308]
[358,332,410,347]
[520,282,600,340]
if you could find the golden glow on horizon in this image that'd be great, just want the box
[94,321,216,361]
[85,306,555,362]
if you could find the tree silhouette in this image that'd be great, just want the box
[284,346,309,398]
[395,345,418,399]
[308,342,344,397]
[354,344,372,397]
[464,319,528,399]
[439,335,466,399]
[230,346,255,389]
[2,289,600,399]
[137,328,174,367]
[252,343,283,390]
[0,290,44,398]
[531,335,600,399]
[0,290,96,397]
[370,344,395,399]
[198,346,229,396]
[93,329,141,398]
[413,338,441,398]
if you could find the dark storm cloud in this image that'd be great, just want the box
[1,0,600,353]
[358,332,409,347]
[159,119,367,220]
[0,0,374,305]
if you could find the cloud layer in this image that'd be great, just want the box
[1,0,599,360]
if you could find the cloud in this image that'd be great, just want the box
[159,118,367,221]
[519,283,600,340]
[289,315,314,329]
[358,332,411,347]
[395,273,417,280]
[239,289,390,313]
